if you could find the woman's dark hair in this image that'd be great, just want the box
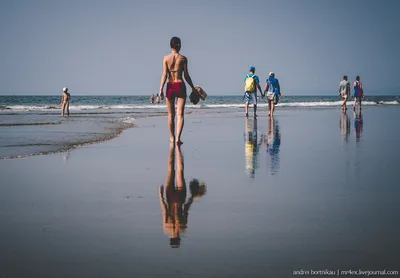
[343,75,347,80]
[356,76,360,81]
[170,37,181,50]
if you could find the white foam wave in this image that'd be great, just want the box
[118,117,136,124]
[2,100,398,112]
[378,101,399,105]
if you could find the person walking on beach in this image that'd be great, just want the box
[159,37,197,145]
[61,87,70,117]
[263,72,281,117]
[339,75,350,111]
[155,94,160,104]
[149,94,155,103]
[353,76,364,110]
[244,66,262,118]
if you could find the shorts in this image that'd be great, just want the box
[244,92,257,105]
[341,91,348,98]
[266,92,274,101]
[166,82,186,99]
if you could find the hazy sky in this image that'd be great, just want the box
[1,0,399,95]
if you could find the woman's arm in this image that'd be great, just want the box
[159,57,168,99]
[183,56,195,91]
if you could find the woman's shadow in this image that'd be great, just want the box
[159,143,207,248]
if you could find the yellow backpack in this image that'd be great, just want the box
[244,74,256,93]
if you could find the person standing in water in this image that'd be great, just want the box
[61,87,70,117]
[263,72,281,117]
[339,75,350,111]
[243,66,262,118]
[353,76,364,111]
[159,37,196,145]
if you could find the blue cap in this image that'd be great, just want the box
[249,66,255,71]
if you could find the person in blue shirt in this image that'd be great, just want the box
[243,66,262,118]
[263,72,281,117]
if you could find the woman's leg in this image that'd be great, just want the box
[66,102,70,116]
[175,96,186,145]
[166,97,176,143]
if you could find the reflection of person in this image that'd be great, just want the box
[263,72,281,117]
[159,37,197,145]
[340,110,351,142]
[149,94,155,103]
[159,144,206,248]
[339,75,350,111]
[353,110,363,141]
[263,117,281,175]
[61,87,70,116]
[244,118,262,178]
[353,76,364,111]
[243,66,262,118]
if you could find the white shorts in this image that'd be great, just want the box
[244,92,257,105]
[266,92,274,101]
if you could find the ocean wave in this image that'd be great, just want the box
[0,100,398,112]
[377,101,399,105]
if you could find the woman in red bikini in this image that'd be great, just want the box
[159,37,196,145]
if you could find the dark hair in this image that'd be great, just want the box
[170,37,181,50]
[356,76,360,81]
[170,237,181,247]
[343,75,347,80]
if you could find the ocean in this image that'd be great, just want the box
[1,95,399,159]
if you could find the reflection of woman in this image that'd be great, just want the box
[159,144,206,248]
[264,117,281,175]
[353,110,363,141]
[340,110,351,142]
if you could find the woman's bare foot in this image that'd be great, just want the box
[245,113,249,118]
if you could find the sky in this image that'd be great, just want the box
[1,0,399,95]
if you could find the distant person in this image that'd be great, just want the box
[243,66,262,118]
[155,94,160,104]
[339,75,350,111]
[159,36,197,145]
[353,76,364,111]
[61,87,70,116]
[263,72,281,117]
[159,143,207,248]
[149,94,155,103]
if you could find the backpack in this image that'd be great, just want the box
[244,74,256,93]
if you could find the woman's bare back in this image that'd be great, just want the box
[165,53,186,82]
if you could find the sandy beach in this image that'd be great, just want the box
[1,107,399,278]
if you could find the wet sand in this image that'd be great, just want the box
[0,107,399,278]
